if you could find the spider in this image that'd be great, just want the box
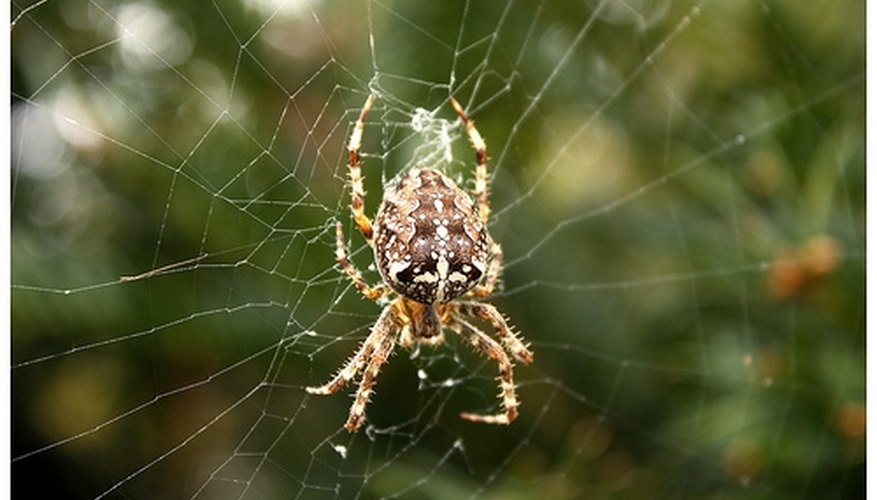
[307,95,533,433]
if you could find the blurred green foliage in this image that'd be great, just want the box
[12,0,863,498]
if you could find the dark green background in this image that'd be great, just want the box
[12,0,864,498]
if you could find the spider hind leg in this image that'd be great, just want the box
[450,96,491,223]
[348,94,376,242]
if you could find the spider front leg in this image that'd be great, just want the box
[345,317,399,432]
[457,302,533,365]
[307,301,401,432]
[305,330,374,396]
[450,97,491,223]
[451,316,521,425]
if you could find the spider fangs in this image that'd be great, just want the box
[307,95,533,432]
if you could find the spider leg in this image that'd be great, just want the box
[306,301,397,398]
[344,303,401,432]
[348,94,377,242]
[335,221,388,301]
[305,315,380,396]
[457,302,533,364]
[451,315,520,425]
[469,237,503,298]
[305,341,371,396]
[450,97,491,223]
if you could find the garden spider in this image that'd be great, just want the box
[307,95,533,432]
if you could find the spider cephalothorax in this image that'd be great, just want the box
[307,95,533,432]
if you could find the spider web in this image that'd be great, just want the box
[11,0,865,498]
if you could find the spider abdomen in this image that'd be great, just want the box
[374,168,489,304]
